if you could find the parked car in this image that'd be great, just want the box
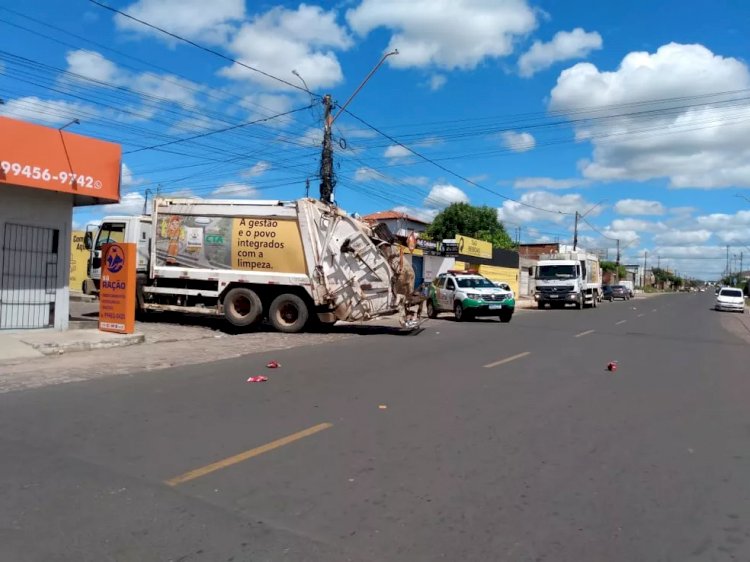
[603,285,630,301]
[715,287,745,313]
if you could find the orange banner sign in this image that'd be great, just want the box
[99,243,136,334]
[0,116,121,204]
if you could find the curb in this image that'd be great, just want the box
[30,333,146,356]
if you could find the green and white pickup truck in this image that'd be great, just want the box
[427,270,515,322]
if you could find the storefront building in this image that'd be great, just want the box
[0,116,121,330]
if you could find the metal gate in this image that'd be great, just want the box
[0,223,59,329]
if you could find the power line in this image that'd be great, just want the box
[340,107,570,217]
[87,0,315,95]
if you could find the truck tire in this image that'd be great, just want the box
[269,293,309,333]
[224,287,263,327]
[576,294,584,310]
[537,301,545,310]
[427,300,438,319]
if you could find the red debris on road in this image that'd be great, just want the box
[266,361,281,369]
[247,375,269,383]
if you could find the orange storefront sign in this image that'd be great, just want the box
[99,243,136,334]
[0,116,121,203]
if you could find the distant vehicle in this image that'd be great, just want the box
[715,287,745,313]
[604,285,630,301]
[534,251,602,309]
[428,270,515,322]
[619,280,634,297]
[699,287,706,292]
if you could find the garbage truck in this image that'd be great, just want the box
[85,197,423,332]
[534,250,602,309]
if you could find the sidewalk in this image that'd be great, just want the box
[0,329,145,364]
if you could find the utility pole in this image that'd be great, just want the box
[319,95,335,204]
[643,251,648,289]
[616,239,621,266]
[573,211,579,250]
[726,245,730,278]
[318,50,398,206]
[305,178,310,198]
[657,255,661,269]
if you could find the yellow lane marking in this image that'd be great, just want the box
[615,320,627,325]
[483,351,531,369]
[574,329,595,338]
[165,422,333,487]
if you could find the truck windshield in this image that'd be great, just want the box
[457,277,496,288]
[96,223,126,249]
[537,265,576,279]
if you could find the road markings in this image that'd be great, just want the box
[637,313,645,318]
[615,320,627,325]
[574,329,595,338]
[165,422,333,487]
[483,351,531,369]
[651,309,658,312]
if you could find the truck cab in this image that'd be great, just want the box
[427,270,515,322]
[84,216,151,293]
[534,253,601,309]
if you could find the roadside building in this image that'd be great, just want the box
[0,116,121,330]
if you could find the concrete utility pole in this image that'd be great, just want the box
[726,245,730,278]
[573,211,579,250]
[318,50,398,205]
[643,251,648,288]
[616,239,621,266]
[319,95,335,204]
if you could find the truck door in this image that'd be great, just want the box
[89,222,126,281]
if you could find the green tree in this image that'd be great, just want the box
[426,203,514,249]
[601,260,627,278]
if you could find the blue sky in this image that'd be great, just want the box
[2,0,750,279]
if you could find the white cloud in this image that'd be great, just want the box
[549,43,750,188]
[653,229,712,245]
[428,74,447,91]
[501,131,536,152]
[514,177,591,189]
[0,96,94,126]
[346,0,537,70]
[241,161,271,178]
[403,176,429,186]
[115,0,245,45]
[355,167,388,182]
[65,50,119,83]
[300,127,323,147]
[392,205,439,223]
[240,93,295,124]
[65,49,201,107]
[695,209,750,230]
[101,192,146,215]
[518,28,602,77]
[609,218,665,233]
[425,184,469,207]
[120,164,144,189]
[498,191,598,224]
[384,145,412,159]
[213,182,259,197]
[221,5,352,91]
[614,199,666,216]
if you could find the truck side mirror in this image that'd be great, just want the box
[84,231,93,250]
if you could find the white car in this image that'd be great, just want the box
[715,287,746,313]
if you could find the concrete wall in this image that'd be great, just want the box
[0,184,73,330]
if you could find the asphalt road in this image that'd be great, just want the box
[2,293,750,561]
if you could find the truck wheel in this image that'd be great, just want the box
[224,287,262,327]
[454,302,466,321]
[499,310,513,323]
[537,301,545,310]
[269,294,309,333]
[427,300,438,319]
[576,295,584,310]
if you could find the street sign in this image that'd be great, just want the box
[456,234,492,259]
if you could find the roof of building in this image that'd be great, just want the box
[361,210,430,225]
